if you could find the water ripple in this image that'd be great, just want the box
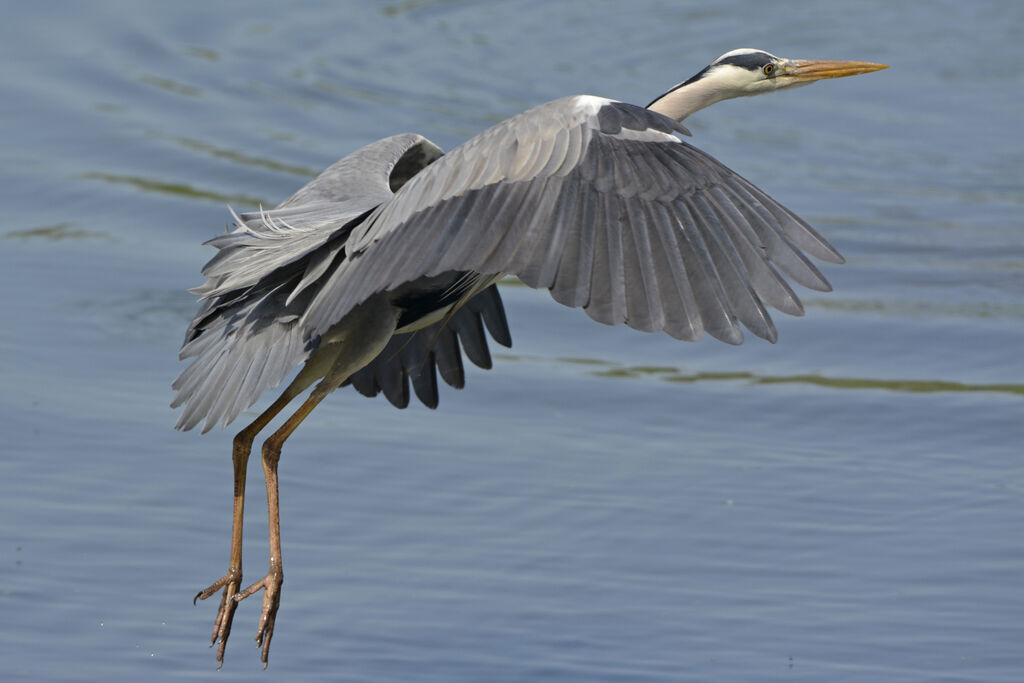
[504,355,1024,397]
[79,172,268,207]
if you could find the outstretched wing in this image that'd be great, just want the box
[303,96,843,346]
[173,134,509,432]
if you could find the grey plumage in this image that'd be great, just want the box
[303,97,839,340]
[173,134,508,432]
[181,49,888,668]
[173,97,844,433]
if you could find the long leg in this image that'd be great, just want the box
[194,386,303,667]
[233,382,332,667]
[231,296,401,667]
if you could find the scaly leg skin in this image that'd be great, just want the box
[193,432,250,665]
[193,566,241,664]
[194,391,296,667]
[233,439,283,669]
[223,298,399,666]
[233,386,329,668]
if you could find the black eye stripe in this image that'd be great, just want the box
[647,50,777,106]
[715,52,773,71]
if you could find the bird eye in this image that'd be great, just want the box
[763,63,775,76]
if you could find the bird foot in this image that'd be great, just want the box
[194,568,242,667]
[234,568,283,668]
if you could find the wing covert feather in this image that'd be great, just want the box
[304,96,840,347]
[177,91,845,433]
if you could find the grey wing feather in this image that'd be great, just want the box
[301,96,843,347]
[176,90,844,432]
[190,133,440,302]
[345,284,511,408]
[173,134,463,432]
[172,277,315,433]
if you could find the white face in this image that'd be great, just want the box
[648,49,886,121]
[704,49,808,96]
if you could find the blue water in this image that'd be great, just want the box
[1,1,1021,680]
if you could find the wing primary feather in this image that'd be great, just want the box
[348,365,380,399]
[376,342,411,409]
[621,197,665,332]
[717,171,844,265]
[451,310,492,369]
[585,218,615,324]
[419,190,486,275]
[483,177,562,275]
[433,185,508,271]
[689,194,777,342]
[674,199,743,345]
[604,191,628,326]
[360,202,448,296]
[630,141,679,202]
[642,201,701,340]
[706,186,804,317]
[517,178,576,289]
[409,196,473,278]
[592,140,619,193]
[722,181,832,292]
[471,284,512,348]
[646,142,698,195]
[584,192,627,326]
[526,175,582,289]
[549,176,596,308]
[401,341,439,409]
[433,325,466,388]
[458,183,532,273]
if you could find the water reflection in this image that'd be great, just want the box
[183,46,221,62]
[138,73,202,98]
[79,172,269,207]
[165,135,318,177]
[2,1,1021,680]
[4,223,119,242]
[505,354,1024,396]
[380,0,462,17]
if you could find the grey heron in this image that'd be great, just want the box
[174,48,886,666]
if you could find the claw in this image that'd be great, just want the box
[233,569,283,667]
[195,569,243,665]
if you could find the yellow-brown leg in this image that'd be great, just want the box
[219,295,400,667]
[233,383,331,668]
[194,388,299,667]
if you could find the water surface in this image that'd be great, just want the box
[1,1,1021,680]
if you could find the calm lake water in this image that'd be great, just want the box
[1,1,1021,680]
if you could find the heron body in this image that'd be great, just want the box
[175,49,886,666]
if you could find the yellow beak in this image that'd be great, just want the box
[783,59,888,83]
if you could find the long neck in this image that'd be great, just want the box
[647,75,733,121]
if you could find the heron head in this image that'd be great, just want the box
[647,48,887,121]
